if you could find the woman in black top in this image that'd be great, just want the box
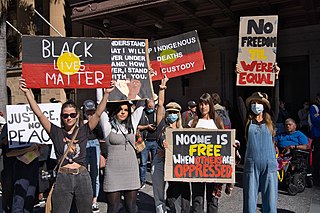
[19,78,113,213]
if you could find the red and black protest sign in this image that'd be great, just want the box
[107,38,154,101]
[22,36,112,88]
[165,129,235,183]
[149,31,205,81]
[236,15,278,86]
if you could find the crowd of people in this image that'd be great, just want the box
[0,66,320,213]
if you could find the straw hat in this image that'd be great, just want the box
[245,92,271,110]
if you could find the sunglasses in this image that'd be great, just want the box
[61,113,77,119]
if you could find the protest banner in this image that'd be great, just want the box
[6,103,61,148]
[164,128,235,183]
[149,30,205,81]
[22,36,112,88]
[108,38,154,101]
[236,15,278,86]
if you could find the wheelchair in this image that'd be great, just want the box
[277,148,313,195]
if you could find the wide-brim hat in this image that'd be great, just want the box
[246,92,271,110]
[166,102,181,112]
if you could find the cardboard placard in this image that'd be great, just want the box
[6,103,61,148]
[22,36,112,88]
[236,15,278,86]
[165,128,236,183]
[149,31,205,81]
[108,38,154,101]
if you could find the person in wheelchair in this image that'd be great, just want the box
[275,118,308,153]
[275,118,312,195]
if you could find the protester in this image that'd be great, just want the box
[181,100,197,128]
[82,99,105,212]
[97,89,144,213]
[138,99,158,189]
[275,118,308,152]
[19,78,112,213]
[243,92,278,213]
[0,123,16,213]
[298,100,310,136]
[276,100,289,134]
[152,75,190,213]
[189,93,224,213]
[310,94,320,185]
[211,92,235,195]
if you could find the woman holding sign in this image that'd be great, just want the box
[97,89,144,213]
[19,78,114,213]
[189,93,224,213]
[243,92,278,213]
[152,75,191,213]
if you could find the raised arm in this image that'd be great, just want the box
[156,75,169,125]
[272,63,280,123]
[88,82,115,130]
[19,78,51,133]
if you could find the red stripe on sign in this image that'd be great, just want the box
[22,63,112,88]
[150,51,205,81]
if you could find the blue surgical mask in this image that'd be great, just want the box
[147,108,154,114]
[167,113,178,123]
[251,103,264,115]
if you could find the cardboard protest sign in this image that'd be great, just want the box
[22,36,112,88]
[6,103,61,148]
[165,129,235,183]
[236,15,278,86]
[149,31,205,81]
[108,38,154,101]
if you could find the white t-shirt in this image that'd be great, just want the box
[189,118,218,129]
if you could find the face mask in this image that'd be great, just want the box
[251,103,264,115]
[167,113,178,123]
[147,108,154,114]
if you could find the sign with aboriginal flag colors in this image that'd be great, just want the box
[164,129,235,183]
[108,38,154,101]
[149,31,205,81]
[236,15,278,86]
[22,36,112,88]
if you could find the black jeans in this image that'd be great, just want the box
[12,158,39,213]
[166,181,190,213]
[191,182,218,213]
[52,169,93,213]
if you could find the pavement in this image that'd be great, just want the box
[2,166,320,212]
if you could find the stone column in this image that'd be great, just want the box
[42,0,67,103]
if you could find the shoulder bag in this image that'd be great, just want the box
[45,127,79,213]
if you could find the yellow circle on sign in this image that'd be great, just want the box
[56,52,81,75]
[160,49,178,65]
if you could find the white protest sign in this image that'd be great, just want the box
[6,103,61,148]
[236,15,278,86]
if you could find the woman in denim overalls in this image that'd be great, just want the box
[243,92,278,213]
